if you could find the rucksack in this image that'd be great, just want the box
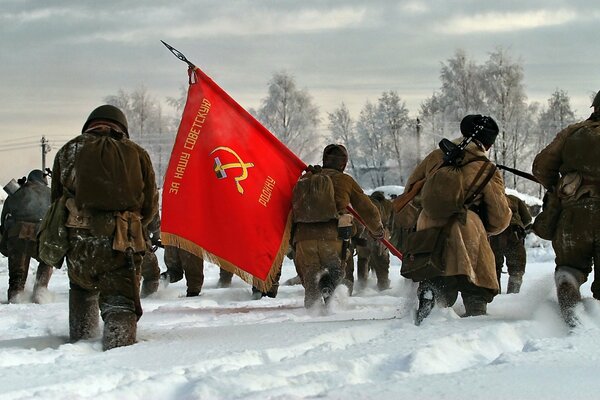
[74,133,144,211]
[562,121,600,178]
[420,157,493,220]
[292,166,339,223]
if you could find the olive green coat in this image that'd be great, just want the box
[406,141,511,291]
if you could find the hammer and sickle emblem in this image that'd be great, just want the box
[210,146,255,194]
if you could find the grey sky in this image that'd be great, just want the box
[1,0,598,185]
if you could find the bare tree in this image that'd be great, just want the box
[355,101,390,187]
[377,91,411,183]
[254,72,321,161]
[327,103,359,178]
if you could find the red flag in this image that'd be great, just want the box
[162,67,306,292]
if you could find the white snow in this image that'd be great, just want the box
[2,238,600,399]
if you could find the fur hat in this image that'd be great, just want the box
[460,114,499,148]
[322,144,348,171]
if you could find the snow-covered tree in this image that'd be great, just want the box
[355,101,390,187]
[327,103,359,178]
[254,72,321,162]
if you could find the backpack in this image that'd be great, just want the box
[74,133,144,211]
[562,122,600,178]
[420,157,492,220]
[292,166,339,223]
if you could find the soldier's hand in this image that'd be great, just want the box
[370,226,386,241]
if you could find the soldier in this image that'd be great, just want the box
[0,169,53,303]
[52,104,158,350]
[292,144,384,309]
[140,213,162,298]
[532,90,600,327]
[355,191,394,291]
[407,115,511,323]
[161,245,204,297]
[490,193,532,294]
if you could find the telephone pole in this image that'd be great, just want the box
[41,136,51,171]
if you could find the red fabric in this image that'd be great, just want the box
[162,67,306,281]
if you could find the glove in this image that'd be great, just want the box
[369,226,386,241]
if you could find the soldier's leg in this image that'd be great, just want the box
[7,251,29,303]
[343,247,355,295]
[69,283,100,342]
[415,277,458,325]
[356,246,370,291]
[553,206,594,327]
[318,240,344,304]
[180,250,204,297]
[295,240,322,308]
[98,252,143,351]
[218,268,234,288]
[489,234,506,293]
[372,250,391,291]
[32,262,53,303]
[162,246,184,283]
[140,252,160,298]
[506,234,527,294]
[458,276,495,317]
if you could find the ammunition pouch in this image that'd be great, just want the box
[401,219,453,282]
[532,191,562,240]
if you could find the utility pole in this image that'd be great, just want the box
[41,136,51,171]
[415,117,422,162]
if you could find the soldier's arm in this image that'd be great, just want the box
[519,198,533,226]
[140,150,159,227]
[532,124,580,190]
[482,168,511,235]
[347,178,383,235]
[50,151,63,202]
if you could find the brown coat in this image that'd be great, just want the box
[293,168,383,243]
[506,194,532,229]
[533,113,600,204]
[406,141,511,291]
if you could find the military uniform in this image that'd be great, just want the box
[0,170,53,303]
[490,194,532,293]
[532,105,600,326]
[292,145,383,309]
[354,191,394,291]
[52,105,158,349]
[140,213,161,298]
[163,245,204,297]
[407,115,511,323]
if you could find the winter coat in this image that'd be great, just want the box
[293,167,383,243]
[1,180,51,242]
[533,112,600,205]
[506,194,532,230]
[406,140,511,291]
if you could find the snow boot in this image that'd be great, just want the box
[415,286,435,326]
[140,279,159,298]
[463,298,487,317]
[506,275,523,294]
[186,290,200,297]
[102,311,137,351]
[69,288,99,342]
[555,270,582,328]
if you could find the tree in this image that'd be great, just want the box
[327,103,359,178]
[355,101,390,187]
[377,91,411,183]
[254,72,321,161]
[537,89,576,148]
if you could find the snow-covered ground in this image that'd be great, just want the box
[2,237,600,400]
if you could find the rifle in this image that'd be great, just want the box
[392,131,478,214]
[496,164,540,184]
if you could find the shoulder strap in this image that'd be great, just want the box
[464,162,497,206]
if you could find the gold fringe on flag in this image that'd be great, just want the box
[161,213,293,293]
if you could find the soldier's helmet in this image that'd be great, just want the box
[460,114,499,148]
[82,105,128,135]
[592,91,600,109]
[27,169,47,185]
[323,144,349,172]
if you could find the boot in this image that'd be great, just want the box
[506,275,523,294]
[186,290,200,297]
[216,279,231,288]
[555,270,581,328]
[463,298,487,317]
[140,279,159,298]
[415,286,435,326]
[69,289,100,342]
[33,264,54,304]
[102,311,137,351]
[319,271,335,305]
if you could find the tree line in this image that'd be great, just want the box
[105,46,585,197]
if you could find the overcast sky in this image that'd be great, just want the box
[1,0,598,185]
